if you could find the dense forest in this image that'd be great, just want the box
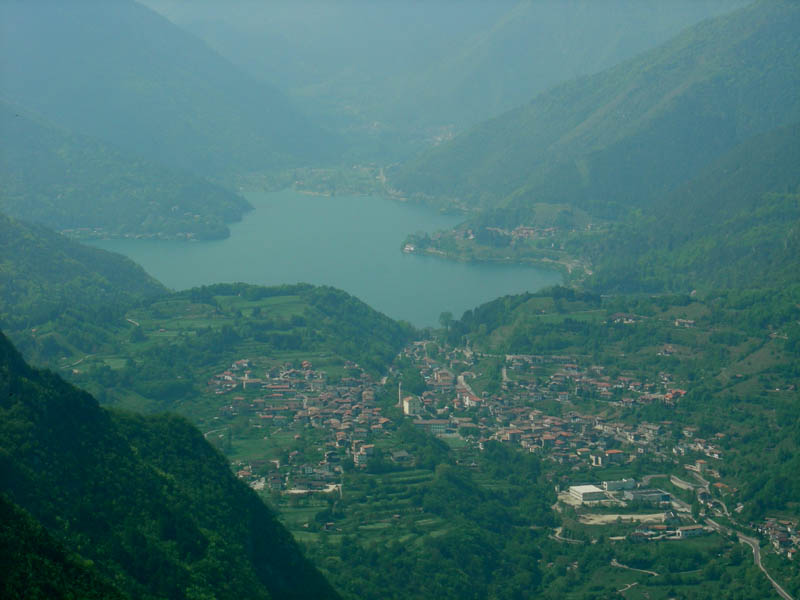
[0,214,166,333]
[580,122,800,292]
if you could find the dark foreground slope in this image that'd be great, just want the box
[393,0,800,218]
[0,332,340,600]
[1,495,127,600]
[0,102,251,240]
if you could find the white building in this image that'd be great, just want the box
[402,395,421,416]
[569,485,606,503]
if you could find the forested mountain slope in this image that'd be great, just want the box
[0,102,251,239]
[0,332,340,600]
[393,0,800,218]
[583,122,800,292]
[1,495,127,600]
[0,213,166,332]
[0,0,334,175]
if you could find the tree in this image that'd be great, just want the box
[439,311,454,332]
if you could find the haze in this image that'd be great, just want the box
[2,2,799,599]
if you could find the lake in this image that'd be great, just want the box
[91,189,561,326]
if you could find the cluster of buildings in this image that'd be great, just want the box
[210,357,405,490]
[566,480,671,507]
[211,342,738,540]
[470,350,687,407]
[754,519,799,560]
[673,432,725,463]
[391,342,716,472]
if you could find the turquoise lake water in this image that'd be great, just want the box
[90,189,561,326]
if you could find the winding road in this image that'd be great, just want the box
[706,518,794,600]
[550,527,584,545]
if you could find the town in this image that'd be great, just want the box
[204,339,798,562]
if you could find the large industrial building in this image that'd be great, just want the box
[569,484,606,503]
[623,489,671,505]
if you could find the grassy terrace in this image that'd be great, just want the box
[277,468,444,544]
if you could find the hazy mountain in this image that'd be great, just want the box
[142,0,744,153]
[393,0,800,217]
[0,213,166,331]
[393,0,749,130]
[0,102,251,239]
[140,0,509,158]
[0,0,335,175]
[0,331,340,599]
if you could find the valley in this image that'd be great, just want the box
[46,283,800,599]
[1,1,798,599]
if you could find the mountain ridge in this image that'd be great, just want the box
[392,0,800,219]
[0,0,336,175]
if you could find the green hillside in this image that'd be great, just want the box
[0,0,335,175]
[0,213,166,332]
[0,331,340,600]
[582,122,800,292]
[392,0,800,217]
[0,215,414,392]
[65,282,415,411]
[445,285,800,519]
[0,102,252,240]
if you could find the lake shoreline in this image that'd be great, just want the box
[89,189,562,327]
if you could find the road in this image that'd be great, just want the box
[665,491,692,514]
[617,582,639,593]
[640,474,667,486]
[739,533,793,600]
[706,518,794,600]
[67,353,94,368]
[204,427,228,439]
[670,474,701,491]
[550,527,584,545]
[457,374,477,397]
[610,558,658,577]
[693,472,731,516]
